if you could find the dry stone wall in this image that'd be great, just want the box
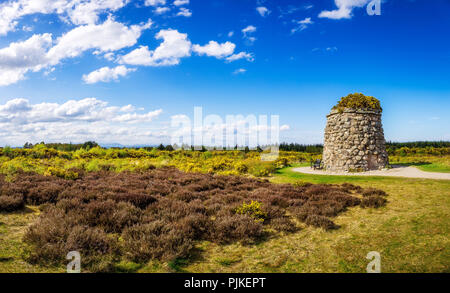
[323,108,388,172]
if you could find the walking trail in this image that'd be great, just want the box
[292,165,450,180]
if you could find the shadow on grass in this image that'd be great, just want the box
[168,246,207,272]
[0,257,14,262]
[390,162,432,167]
[0,206,36,215]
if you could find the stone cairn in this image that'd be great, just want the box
[323,95,389,172]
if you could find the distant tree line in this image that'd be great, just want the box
[23,141,99,151]
[19,140,449,154]
[385,141,450,149]
[278,143,323,153]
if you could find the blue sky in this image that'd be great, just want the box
[0,0,449,146]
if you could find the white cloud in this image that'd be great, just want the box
[0,97,162,124]
[242,25,256,34]
[47,17,152,65]
[225,52,254,62]
[0,97,165,145]
[67,0,128,25]
[242,25,257,42]
[227,31,234,37]
[0,0,129,35]
[82,65,136,84]
[291,17,314,33]
[192,41,235,59]
[155,6,170,14]
[120,29,191,66]
[176,7,192,17]
[0,33,52,86]
[145,0,166,6]
[103,52,115,61]
[319,0,370,20]
[256,6,271,17]
[233,68,246,75]
[0,17,151,86]
[173,0,189,6]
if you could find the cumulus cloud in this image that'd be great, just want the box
[120,29,191,66]
[319,0,370,19]
[47,17,152,65]
[0,33,52,86]
[176,7,192,17]
[192,41,235,59]
[0,97,162,124]
[0,97,165,145]
[0,17,151,86]
[0,0,128,36]
[174,0,189,6]
[82,65,136,84]
[256,6,271,17]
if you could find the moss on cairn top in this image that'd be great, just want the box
[332,93,382,113]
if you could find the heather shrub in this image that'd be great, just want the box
[122,221,194,262]
[212,214,264,244]
[24,207,70,264]
[360,196,387,208]
[270,217,298,233]
[0,195,24,212]
[305,215,337,230]
[12,167,386,270]
[362,188,387,197]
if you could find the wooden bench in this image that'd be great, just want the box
[311,159,324,170]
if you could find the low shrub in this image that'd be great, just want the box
[360,196,387,208]
[0,195,24,212]
[235,200,267,222]
[212,214,264,244]
[305,215,337,230]
[44,167,79,180]
[362,188,387,197]
[122,221,194,262]
[11,167,387,270]
[270,217,298,233]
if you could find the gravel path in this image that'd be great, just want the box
[292,165,450,180]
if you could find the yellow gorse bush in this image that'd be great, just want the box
[235,200,267,222]
[0,145,323,178]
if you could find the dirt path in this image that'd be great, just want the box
[292,165,450,180]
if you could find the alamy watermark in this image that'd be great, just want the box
[171,107,281,160]
[67,251,81,273]
[366,251,381,273]
[367,0,381,16]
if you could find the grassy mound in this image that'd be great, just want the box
[0,168,387,272]
[332,93,382,112]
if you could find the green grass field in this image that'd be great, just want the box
[389,155,450,173]
[1,165,449,273]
